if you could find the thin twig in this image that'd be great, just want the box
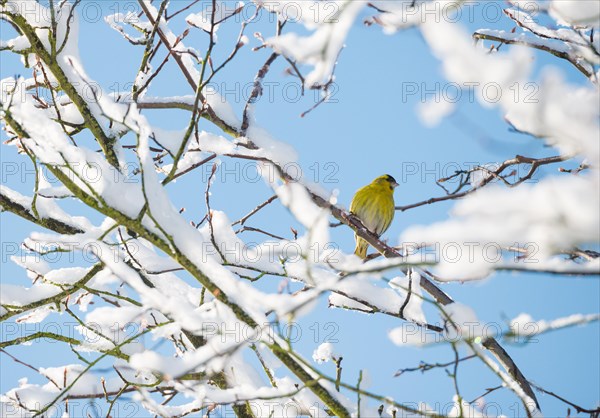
[396,155,569,211]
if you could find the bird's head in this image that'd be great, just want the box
[374,174,399,191]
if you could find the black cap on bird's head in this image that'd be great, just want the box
[373,174,399,190]
[384,174,399,189]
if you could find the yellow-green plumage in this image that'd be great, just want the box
[350,174,398,259]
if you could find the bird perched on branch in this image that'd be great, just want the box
[350,174,398,259]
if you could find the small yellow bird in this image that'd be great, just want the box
[350,174,398,259]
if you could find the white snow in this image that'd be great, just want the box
[2,0,598,415]
[510,312,600,337]
[312,342,337,363]
[265,1,366,87]
[549,0,600,28]
[401,175,599,279]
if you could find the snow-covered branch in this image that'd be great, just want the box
[1,1,598,417]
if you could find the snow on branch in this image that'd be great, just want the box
[1,0,599,417]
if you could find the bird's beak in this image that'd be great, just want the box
[392,181,399,189]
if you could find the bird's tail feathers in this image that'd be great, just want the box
[354,236,369,259]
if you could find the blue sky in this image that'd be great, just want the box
[1,1,599,417]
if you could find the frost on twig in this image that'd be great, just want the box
[1,1,598,417]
